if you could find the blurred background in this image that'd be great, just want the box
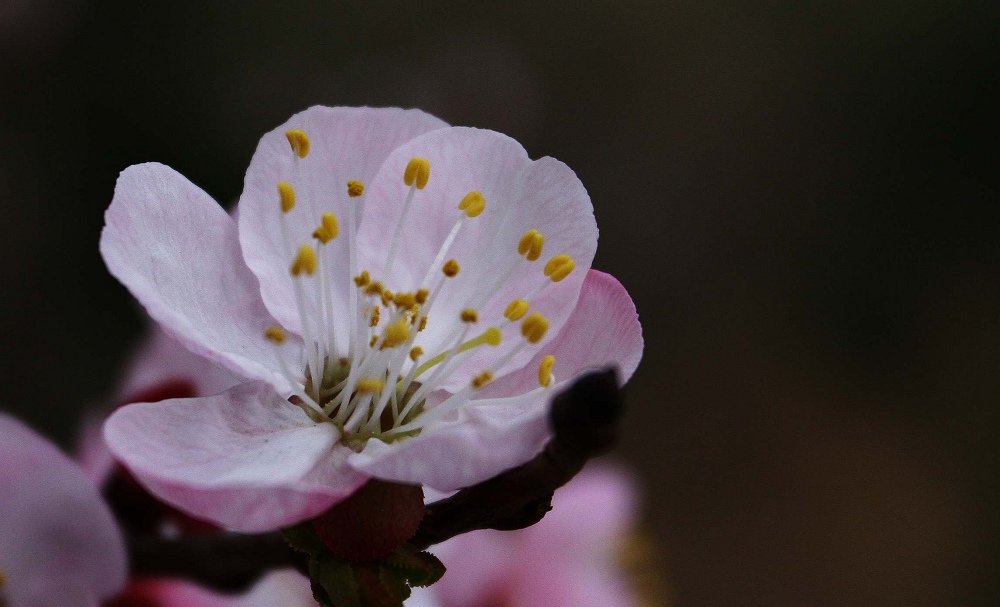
[1,0,998,604]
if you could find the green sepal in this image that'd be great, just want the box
[311,551,361,607]
[383,543,447,588]
[353,562,410,607]
[282,521,326,556]
[378,563,413,604]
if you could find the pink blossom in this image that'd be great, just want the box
[101,106,643,532]
[428,463,641,607]
[107,570,441,607]
[0,414,127,607]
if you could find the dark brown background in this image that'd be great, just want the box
[2,1,997,604]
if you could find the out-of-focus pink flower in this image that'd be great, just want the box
[106,571,313,607]
[429,463,641,607]
[0,413,127,607]
[101,106,643,532]
[108,570,441,607]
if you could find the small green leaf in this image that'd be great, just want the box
[311,551,361,607]
[282,522,326,556]
[383,544,446,588]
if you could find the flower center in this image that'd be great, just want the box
[263,130,574,450]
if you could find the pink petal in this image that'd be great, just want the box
[103,382,367,532]
[238,106,448,339]
[347,389,551,491]
[356,128,598,392]
[117,570,316,607]
[0,414,126,607]
[116,324,245,401]
[476,269,643,400]
[527,462,640,553]
[101,163,299,393]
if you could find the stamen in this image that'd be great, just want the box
[354,271,371,288]
[527,232,544,261]
[365,281,384,296]
[403,157,431,189]
[347,180,365,197]
[518,229,545,261]
[370,306,380,327]
[394,292,416,309]
[504,299,529,321]
[356,378,384,394]
[312,212,339,244]
[458,191,486,217]
[418,316,428,331]
[285,129,310,158]
[290,244,318,276]
[415,288,429,304]
[264,326,287,344]
[278,181,296,213]
[410,327,502,379]
[443,259,460,277]
[521,312,550,344]
[410,346,424,361]
[460,308,478,323]
[381,318,411,349]
[543,254,576,282]
[380,289,394,307]
[538,354,555,387]
[472,370,494,389]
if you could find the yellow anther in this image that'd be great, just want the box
[286,129,310,158]
[504,299,530,321]
[409,346,424,361]
[264,326,287,345]
[277,181,296,213]
[443,259,460,277]
[347,180,365,198]
[518,229,539,255]
[370,306,381,328]
[394,292,416,309]
[543,254,576,282]
[365,281,384,296]
[527,232,544,262]
[370,335,378,347]
[458,191,486,218]
[312,212,339,244]
[483,327,503,346]
[290,244,318,276]
[415,288,430,304]
[354,270,371,288]
[539,354,556,387]
[403,157,431,189]
[461,308,479,323]
[381,318,411,349]
[418,316,428,332]
[356,378,384,394]
[521,312,550,344]
[472,370,494,389]
[380,289,394,307]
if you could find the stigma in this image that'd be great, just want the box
[262,128,577,448]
